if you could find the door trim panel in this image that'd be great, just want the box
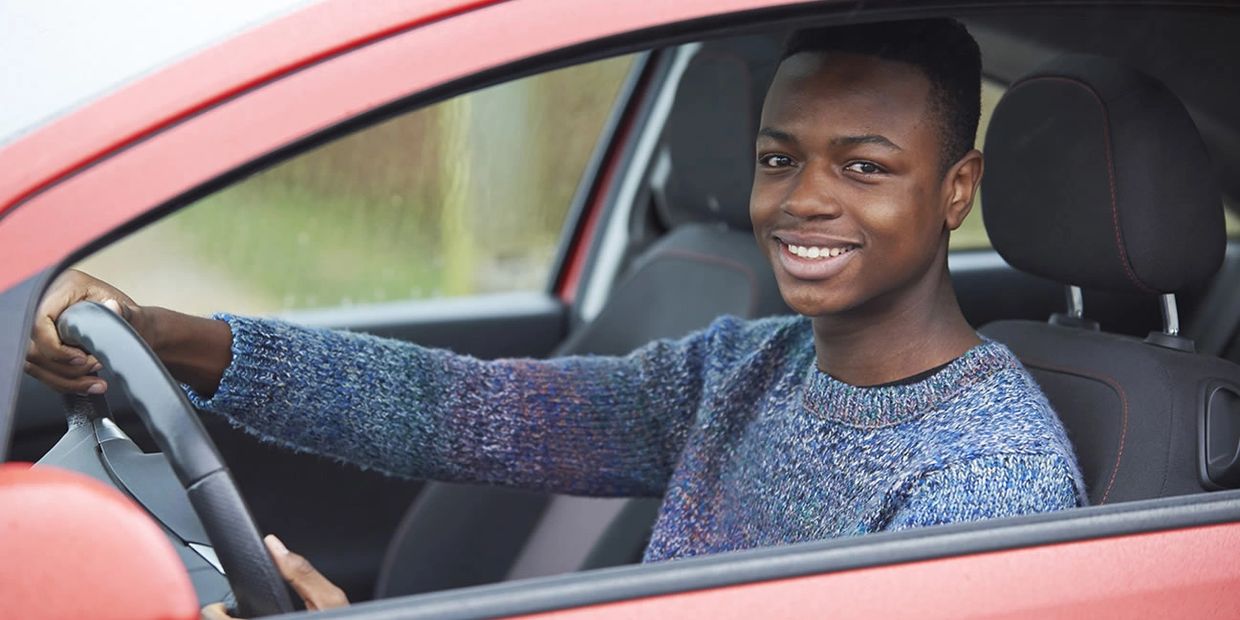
[281,292,567,359]
[311,490,1240,619]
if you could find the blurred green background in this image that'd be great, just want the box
[79,55,635,315]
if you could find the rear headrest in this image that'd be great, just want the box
[982,54,1225,294]
[655,36,780,232]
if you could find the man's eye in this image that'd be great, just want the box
[844,161,883,174]
[758,154,794,169]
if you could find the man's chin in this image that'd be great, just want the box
[777,285,862,318]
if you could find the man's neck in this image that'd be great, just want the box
[810,267,980,387]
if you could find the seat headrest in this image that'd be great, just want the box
[655,36,779,232]
[981,54,1225,294]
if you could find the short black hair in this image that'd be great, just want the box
[782,19,981,174]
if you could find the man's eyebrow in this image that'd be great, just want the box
[757,127,796,143]
[830,134,903,151]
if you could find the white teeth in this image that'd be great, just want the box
[785,242,853,260]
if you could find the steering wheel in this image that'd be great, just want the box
[52,301,294,617]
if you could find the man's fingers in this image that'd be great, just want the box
[25,341,101,379]
[200,602,236,620]
[30,316,90,367]
[26,310,107,391]
[24,361,107,395]
[24,270,135,396]
[266,535,348,611]
[100,297,130,320]
[279,554,349,610]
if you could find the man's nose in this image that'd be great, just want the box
[780,163,843,219]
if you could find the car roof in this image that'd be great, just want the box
[0,0,310,146]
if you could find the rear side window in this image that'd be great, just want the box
[76,55,636,315]
[1227,200,1240,237]
[948,79,1005,250]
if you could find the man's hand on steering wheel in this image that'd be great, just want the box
[25,269,143,395]
[200,536,349,619]
[26,269,234,397]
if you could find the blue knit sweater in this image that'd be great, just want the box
[187,314,1085,562]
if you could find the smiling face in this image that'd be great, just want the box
[751,52,978,319]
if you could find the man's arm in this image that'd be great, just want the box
[27,270,722,497]
[187,313,718,497]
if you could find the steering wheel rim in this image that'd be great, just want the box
[56,301,294,617]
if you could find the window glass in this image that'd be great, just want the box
[76,55,636,316]
[1225,200,1240,238]
[948,78,1005,250]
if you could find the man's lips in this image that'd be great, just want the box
[773,235,861,281]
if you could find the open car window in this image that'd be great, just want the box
[76,55,635,316]
[947,79,1003,251]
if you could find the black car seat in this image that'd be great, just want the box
[980,54,1240,504]
[373,36,785,599]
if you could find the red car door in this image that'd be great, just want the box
[3,2,1240,618]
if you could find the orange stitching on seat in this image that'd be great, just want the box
[1007,76,1159,295]
[1019,356,1129,505]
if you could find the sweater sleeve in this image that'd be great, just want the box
[185,313,717,496]
[885,454,1081,530]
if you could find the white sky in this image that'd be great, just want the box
[1,0,312,145]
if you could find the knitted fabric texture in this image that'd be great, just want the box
[187,314,1086,562]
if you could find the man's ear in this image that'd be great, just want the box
[942,149,984,231]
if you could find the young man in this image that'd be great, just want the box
[27,18,1084,616]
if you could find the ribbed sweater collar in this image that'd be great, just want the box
[799,338,1021,428]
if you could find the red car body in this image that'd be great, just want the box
[3,1,1240,618]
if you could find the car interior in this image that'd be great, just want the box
[10,4,1240,613]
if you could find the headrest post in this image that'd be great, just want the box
[1145,293,1194,352]
[1160,293,1181,336]
[1048,285,1098,330]
[1065,286,1085,319]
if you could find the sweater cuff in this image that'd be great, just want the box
[182,313,284,415]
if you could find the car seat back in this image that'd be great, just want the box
[0,463,199,620]
[980,55,1240,503]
